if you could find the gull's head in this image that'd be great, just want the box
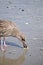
[17,32,27,48]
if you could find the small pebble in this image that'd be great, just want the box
[33,38,37,40]
[6,6,9,8]
[25,22,28,25]
[22,9,24,11]
[29,55,31,56]
[40,48,43,51]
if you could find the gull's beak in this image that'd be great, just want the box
[23,41,27,48]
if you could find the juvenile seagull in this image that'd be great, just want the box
[0,20,27,51]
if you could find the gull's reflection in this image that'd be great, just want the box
[0,48,28,65]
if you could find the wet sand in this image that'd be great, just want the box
[0,0,43,65]
[0,45,28,65]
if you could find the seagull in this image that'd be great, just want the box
[0,20,27,51]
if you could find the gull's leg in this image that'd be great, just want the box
[0,37,1,49]
[0,37,1,42]
[3,37,7,48]
[1,37,5,51]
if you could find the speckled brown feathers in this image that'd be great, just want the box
[0,20,20,37]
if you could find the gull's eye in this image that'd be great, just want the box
[22,38,25,41]
[20,33,25,41]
